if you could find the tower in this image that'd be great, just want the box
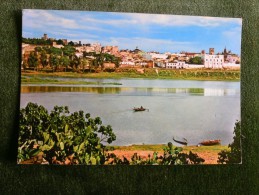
[209,48,214,55]
[223,47,228,61]
[42,33,48,40]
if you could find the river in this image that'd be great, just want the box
[20,78,240,146]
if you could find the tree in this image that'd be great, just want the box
[71,55,80,70]
[49,47,62,55]
[68,41,75,46]
[113,56,121,68]
[28,52,39,70]
[40,50,48,68]
[22,37,53,45]
[62,45,76,57]
[81,58,89,72]
[57,39,64,45]
[189,56,202,64]
[218,121,241,164]
[60,56,70,72]
[35,47,43,52]
[49,54,59,72]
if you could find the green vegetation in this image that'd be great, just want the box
[23,44,121,72]
[22,68,240,81]
[18,103,206,165]
[83,51,121,68]
[218,121,241,164]
[189,56,203,64]
[18,103,116,165]
[21,76,122,85]
[22,37,53,45]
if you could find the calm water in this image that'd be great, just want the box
[20,78,240,146]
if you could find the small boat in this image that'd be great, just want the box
[133,106,148,112]
[173,137,188,146]
[199,139,221,146]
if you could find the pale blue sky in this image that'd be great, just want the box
[22,9,242,55]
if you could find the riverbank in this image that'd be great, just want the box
[21,75,122,85]
[106,144,229,164]
[21,68,240,82]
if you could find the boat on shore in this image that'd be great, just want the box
[133,106,148,112]
[173,137,188,146]
[199,139,221,146]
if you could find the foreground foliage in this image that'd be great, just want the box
[18,103,205,165]
[18,102,116,165]
[217,121,241,164]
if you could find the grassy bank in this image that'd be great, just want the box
[22,68,240,81]
[21,76,122,85]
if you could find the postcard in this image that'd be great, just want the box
[18,9,242,165]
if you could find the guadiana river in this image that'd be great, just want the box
[20,78,240,146]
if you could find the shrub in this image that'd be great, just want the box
[159,142,204,165]
[217,120,241,164]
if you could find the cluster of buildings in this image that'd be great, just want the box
[75,45,240,69]
[22,34,241,70]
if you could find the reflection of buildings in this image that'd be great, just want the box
[204,88,225,96]
[204,88,239,96]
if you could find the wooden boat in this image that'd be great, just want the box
[199,139,221,146]
[173,137,188,146]
[133,106,148,112]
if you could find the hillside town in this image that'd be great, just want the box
[22,34,241,72]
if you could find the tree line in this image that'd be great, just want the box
[22,37,77,46]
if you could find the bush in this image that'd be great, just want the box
[159,142,204,165]
[217,121,241,164]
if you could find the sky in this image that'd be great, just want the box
[22,9,242,55]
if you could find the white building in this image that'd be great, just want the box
[75,52,83,58]
[120,61,135,66]
[226,55,240,64]
[204,54,224,69]
[166,61,186,69]
[144,53,168,60]
[52,42,64,49]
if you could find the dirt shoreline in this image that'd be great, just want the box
[107,145,229,164]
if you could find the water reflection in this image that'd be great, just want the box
[21,86,122,94]
[21,85,239,96]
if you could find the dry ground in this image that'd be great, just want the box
[107,145,229,164]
